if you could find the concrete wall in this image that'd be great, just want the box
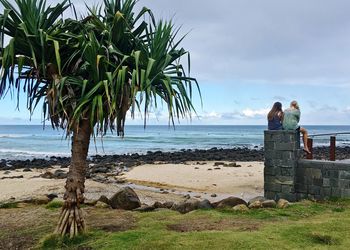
[264,130,350,201]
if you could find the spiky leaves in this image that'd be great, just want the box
[0,0,200,136]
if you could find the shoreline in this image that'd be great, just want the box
[1,146,349,171]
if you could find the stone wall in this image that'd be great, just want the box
[296,160,350,200]
[264,130,350,201]
[264,130,301,202]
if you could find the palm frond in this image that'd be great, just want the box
[0,0,201,137]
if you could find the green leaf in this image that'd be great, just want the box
[146,61,157,80]
[53,40,61,75]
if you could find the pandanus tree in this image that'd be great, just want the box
[0,0,200,237]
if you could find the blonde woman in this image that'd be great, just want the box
[282,101,311,154]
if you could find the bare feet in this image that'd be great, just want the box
[303,148,311,154]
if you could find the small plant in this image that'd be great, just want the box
[332,206,345,213]
[0,202,18,209]
[45,200,64,210]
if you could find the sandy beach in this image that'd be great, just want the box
[124,161,264,198]
[0,161,264,204]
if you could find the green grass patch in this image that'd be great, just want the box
[216,201,329,221]
[0,202,18,209]
[308,232,340,246]
[39,232,98,249]
[12,199,350,249]
[45,200,64,210]
[332,206,345,213]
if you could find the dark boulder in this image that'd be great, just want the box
[262,200,277,208]
[171,199,200,214]
[198,199,213,209]
[213,197,247,208]
[53,169,67,179]
[46,193,58,201]
[98,195,110,205]
[133,205,155,212]
[153,201,165,208]
[163,201,175,209]
[40,171,54,179]
[109,187,141,210]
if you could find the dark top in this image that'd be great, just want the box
[268,115,282,130]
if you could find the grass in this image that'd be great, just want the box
[1,199,350,249]
[45,200,64,210]
[0,202,18,209]
[309,232,340,245]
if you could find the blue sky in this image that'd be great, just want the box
[1,0,350,125]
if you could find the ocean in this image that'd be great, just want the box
[0,125,350,160]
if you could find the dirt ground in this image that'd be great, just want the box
[0,206,136,250]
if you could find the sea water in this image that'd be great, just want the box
[0,125,349,160]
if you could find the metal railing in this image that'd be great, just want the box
[306,132,350,161]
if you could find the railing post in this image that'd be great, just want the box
[330,136,336,161]
[307,138,313,160]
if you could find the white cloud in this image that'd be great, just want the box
[125,107,270,125]
[199,108,271,121]
[344,107,350,112]
[241,108,269,118]
[199,112,222,119]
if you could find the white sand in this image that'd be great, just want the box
[124,161,264,196]
[0,161,264,203]
[0,167,108,201]
[0,167,192,204]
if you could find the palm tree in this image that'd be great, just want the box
[0,0,200,237]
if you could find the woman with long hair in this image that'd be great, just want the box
[267,102,283,130]
[282,101,311,154]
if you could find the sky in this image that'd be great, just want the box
[1,0,350,125]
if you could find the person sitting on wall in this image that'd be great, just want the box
[282,100,311,154]
[267,102,284,130]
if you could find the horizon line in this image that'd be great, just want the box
[1,124,350,127]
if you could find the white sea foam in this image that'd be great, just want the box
[0,134,31,138]
[0,148,70,159]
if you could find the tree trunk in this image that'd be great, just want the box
[55,119,91,237]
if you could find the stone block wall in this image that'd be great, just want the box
[264,130,301,202]
[264,130,350,201]
[296,160,350,200]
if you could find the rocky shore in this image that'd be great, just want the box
[0,185,290,215]
[0,147,263,171]
[0,146,349,171]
